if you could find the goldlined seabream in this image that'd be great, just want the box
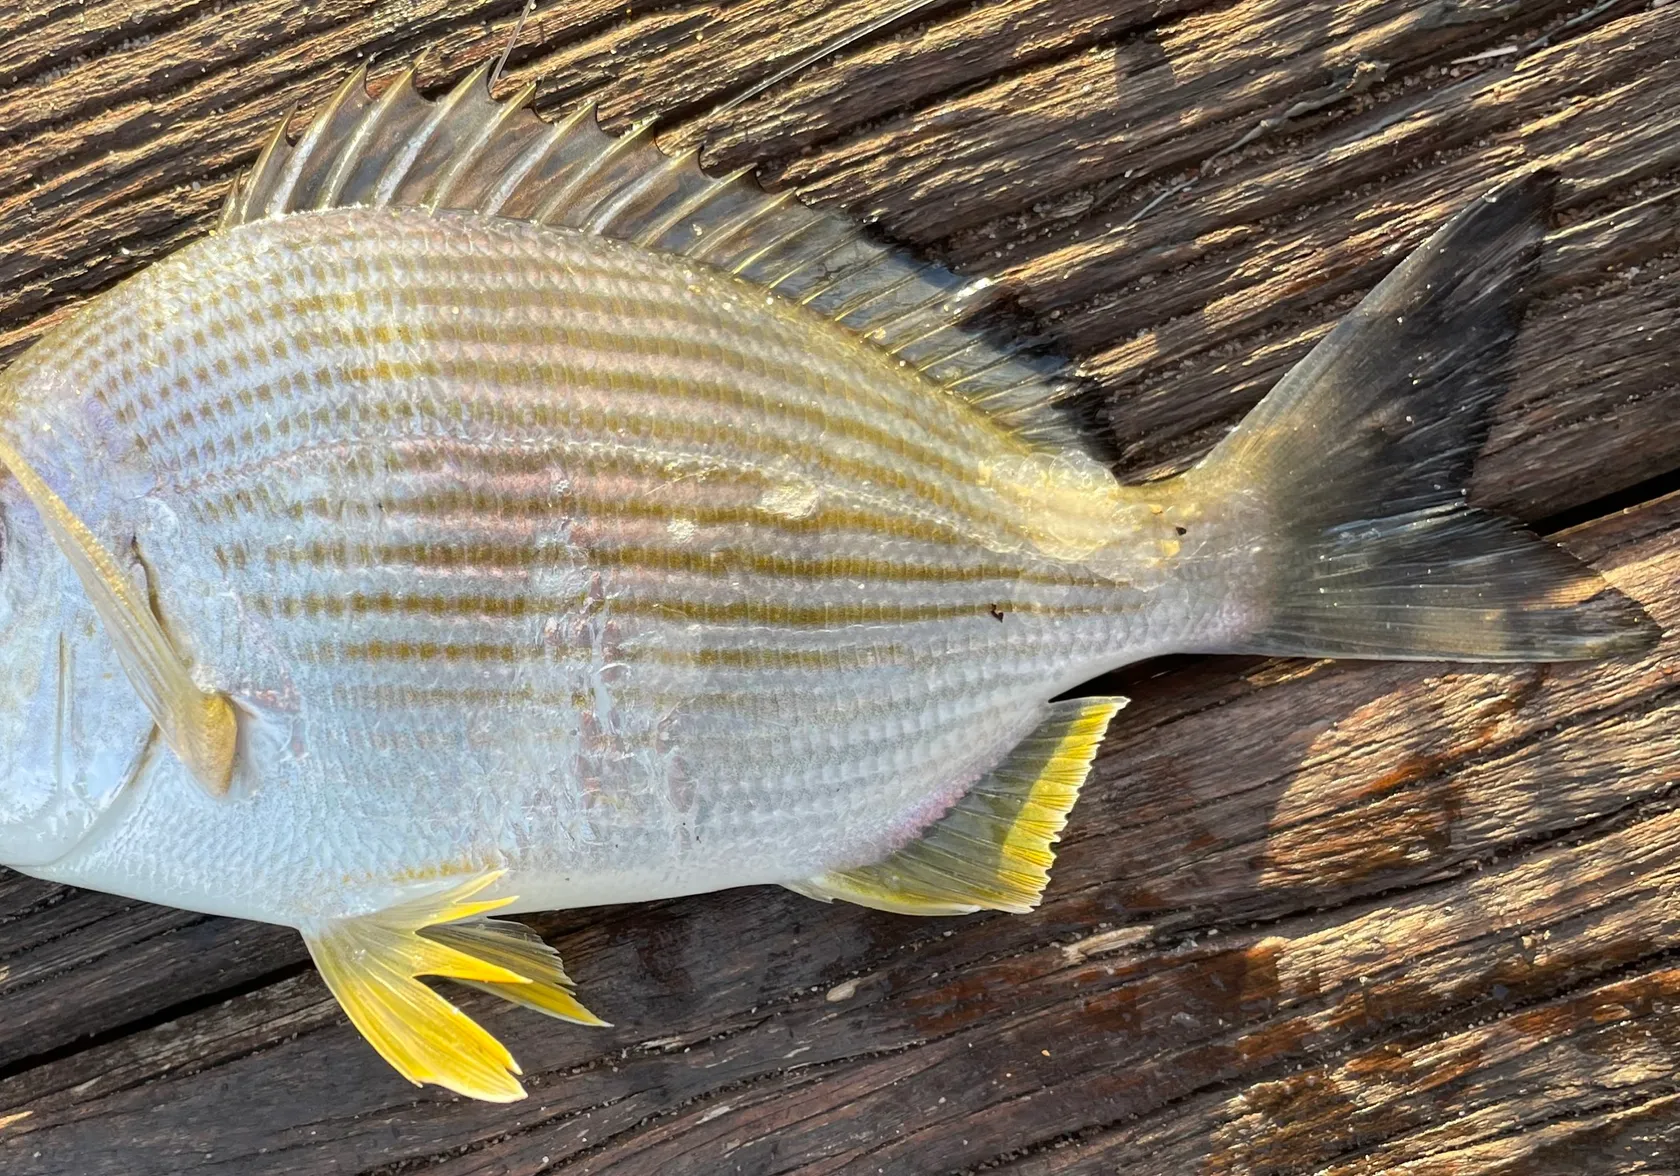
[0,61,1659,1101]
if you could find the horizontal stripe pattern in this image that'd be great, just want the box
[16,206,1149,885]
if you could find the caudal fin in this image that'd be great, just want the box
[1179,170,1659,662]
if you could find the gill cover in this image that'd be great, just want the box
[0,435,237,797]
[0,500,156,866]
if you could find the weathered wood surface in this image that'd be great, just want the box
[0,0,1677,1172]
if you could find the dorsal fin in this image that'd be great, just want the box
[219,65,1098,456]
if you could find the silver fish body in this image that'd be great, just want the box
[0,64,1655,1100]
[0,207,1200,923]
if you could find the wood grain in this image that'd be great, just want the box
[0,0,1675,1172]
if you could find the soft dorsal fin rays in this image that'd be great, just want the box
[789,696,1126,915]
[217,62,1097,456]
[301,871,605,1102]
[0,437,237,797]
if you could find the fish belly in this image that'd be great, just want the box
[22,207,1144,922]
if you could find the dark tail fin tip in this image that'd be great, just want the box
[1184,170,1662,663]
[1241,507,1663,663]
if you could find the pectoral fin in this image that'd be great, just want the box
[789,697,1126,916]
[301,872,604,1103]
[0,437,237,796]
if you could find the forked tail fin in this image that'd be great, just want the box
[1178,170,1659,662]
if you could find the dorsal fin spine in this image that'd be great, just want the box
[318,65,412,208]
[427,80,538,211]
[219,58,1103,457]
[216,172,244,231]
[480,104,594,217]
[276,66,368,218]
[374,63,492,206]
[533,116,657,225]
[238,109,296,225]
[583,146,698,235]
[634,165,755,249]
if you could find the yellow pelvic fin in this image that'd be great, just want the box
[789,697,1126,917]
[301,872,605,1103]
[0,436,236,797]
[424,919,608,1028]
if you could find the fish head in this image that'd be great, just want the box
[0,477,156,868]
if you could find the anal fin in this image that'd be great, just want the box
[789,697,1126,916]
[302,872,604,1103]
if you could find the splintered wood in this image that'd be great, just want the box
[0,0,1676,1173]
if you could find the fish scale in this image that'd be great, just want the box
[0,61,1655,1102]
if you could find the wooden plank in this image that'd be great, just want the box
[0,0,1675,1172]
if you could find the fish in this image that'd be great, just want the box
[0,45,1661,1103]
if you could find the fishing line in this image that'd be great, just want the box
[490,0,538,92]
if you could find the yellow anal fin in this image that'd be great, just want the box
[301,872,604,1103]
[0,436,236,796]
[790,697,1127,917]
